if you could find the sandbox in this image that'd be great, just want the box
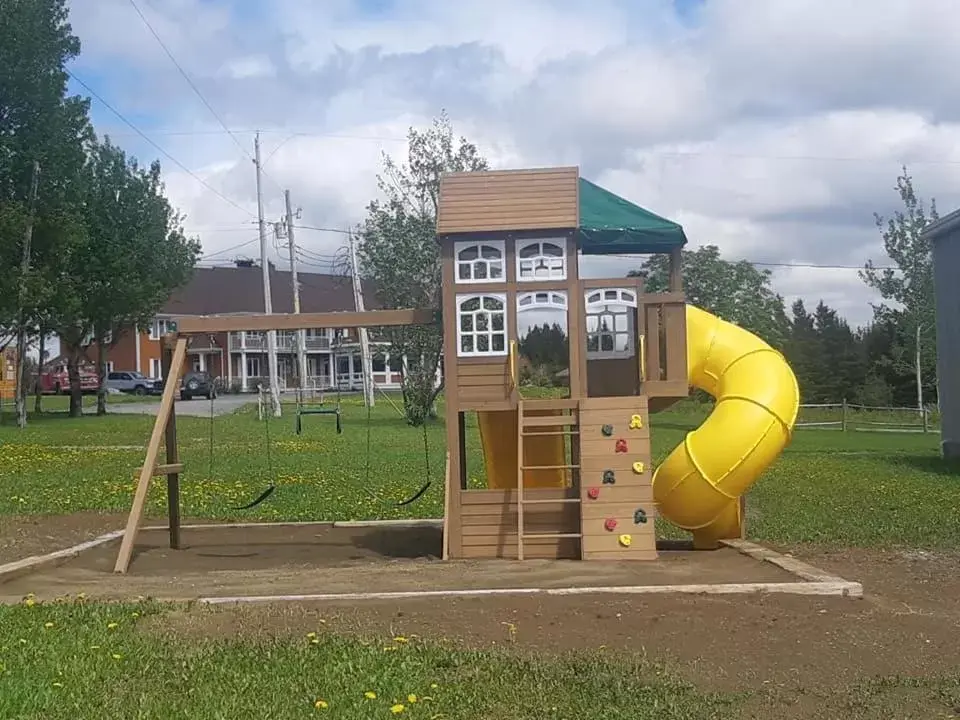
[0,520,862,604]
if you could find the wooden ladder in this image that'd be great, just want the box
[516,399,582,560]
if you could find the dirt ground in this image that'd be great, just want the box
[4,514,960,718]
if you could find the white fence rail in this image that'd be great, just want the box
[796,401,936,433]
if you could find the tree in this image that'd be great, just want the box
[0,0,93,423]
[861,167,938,414]
[631,245,790,347]
[357,111,488,424]
[62,137,200,416]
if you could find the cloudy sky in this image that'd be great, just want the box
[65,0,960,328]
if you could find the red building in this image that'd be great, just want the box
[90,262,405,392]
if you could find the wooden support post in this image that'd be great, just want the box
[441,452,451,561]
[668,247,683,292]
[161,340,182,550]
[113,336,188,574]
[841,398,848,432]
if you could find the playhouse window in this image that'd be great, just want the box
[456,294,507,357]
[585,288,637,359]
[517,291,567,312]
[455,240,505,283]
[517,239,566,281]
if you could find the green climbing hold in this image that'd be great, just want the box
[602,470,616,484]
[601,424,614,436]
[633,508,647,525]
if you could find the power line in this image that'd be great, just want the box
[66,69,255,218]
[200,237,259,259]
[88,126,960,166]
[126,0,251,162]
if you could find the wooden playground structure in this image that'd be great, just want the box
[114,165,736,574]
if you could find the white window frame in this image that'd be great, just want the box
[456,293,508,357]
[585,288,638,360]
[149,358,162,379]
[454,239,506,284]
[516,238,567,281]
[149,318,175,341]
[246,355,261,378]
[105,361,114,373]
[517,290,568,313]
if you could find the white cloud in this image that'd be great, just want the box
[68,0,960,329]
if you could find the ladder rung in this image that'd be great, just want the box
[521,429,578,436]
[520,464,579,470]
[520,498,581,505]
[521,416,577,428]
[521,532,582,539]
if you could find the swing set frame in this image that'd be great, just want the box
[113,307,436,574]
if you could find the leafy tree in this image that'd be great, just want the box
[0,0,93,422]
[861,167,938,413]
[63,138,200,416]
[357,111,488,424]
[630,245,790,347]
[520,323,568,370]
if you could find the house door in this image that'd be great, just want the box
[336,355,351,388]
[583,287,642,398]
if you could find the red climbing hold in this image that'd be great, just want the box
[604,518,618,532]
[587,487,601,500]
[615,438,628,453]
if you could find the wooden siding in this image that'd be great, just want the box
[934,228,960,458]
[457,358,512,406]
[437,167,579,235]
[458,488,580,559]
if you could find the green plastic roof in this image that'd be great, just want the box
[577,177,688,255]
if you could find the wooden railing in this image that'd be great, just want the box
[641,291,688,399]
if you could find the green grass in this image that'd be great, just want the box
[0,601,737,720]
[0,393,957,548]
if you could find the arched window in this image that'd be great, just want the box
[516,239,566,281]
[455,240,505,283]
[585,288,637,359]
[517,291,568,312]
[456,294,507,357]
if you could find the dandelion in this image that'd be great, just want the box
[112,654,122,660]
[430,684,439,690]
[393,636,408,644]
[383,646,398,652]
[407,694,418,704]
[43,622,54,629]
[390,704,406,714]
[107,622,119,630]
[314,699,328,710]
[364,691,377,699]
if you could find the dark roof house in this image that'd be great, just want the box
[160,263,379,316]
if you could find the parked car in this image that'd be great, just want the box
[179,371,217,401]
[38,364,99,394]
[104,371,162,396]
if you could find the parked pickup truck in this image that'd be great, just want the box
[104,370,163,396]
[38,365,99,394]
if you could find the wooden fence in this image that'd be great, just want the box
[797,401,937,433]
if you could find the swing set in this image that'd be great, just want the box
[113,307,437,574]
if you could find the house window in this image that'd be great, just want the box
[150,358,162,378]
[517,239,566,281]
[517,291,567,313]
[585,288,637,359]
[455,240,505,284]
[456,294,507,357]
[105,361,114,373]
[246,356,261,378]
[149,319,175,341]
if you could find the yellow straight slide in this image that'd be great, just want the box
[477,410,567,489]
[654,305,800,548]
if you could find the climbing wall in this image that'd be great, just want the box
[578,396,657,560]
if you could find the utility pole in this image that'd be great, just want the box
[254,133,281,417]
[348,231,375,407]
[284,190,308,393]
[15,161,40,429]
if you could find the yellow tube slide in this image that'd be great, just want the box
[477,410,567,489]
[653,305,800,548]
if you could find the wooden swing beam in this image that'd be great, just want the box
[113,307,436,574]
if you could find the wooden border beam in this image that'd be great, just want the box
[114,336,188,574]
[175,308,436,335]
